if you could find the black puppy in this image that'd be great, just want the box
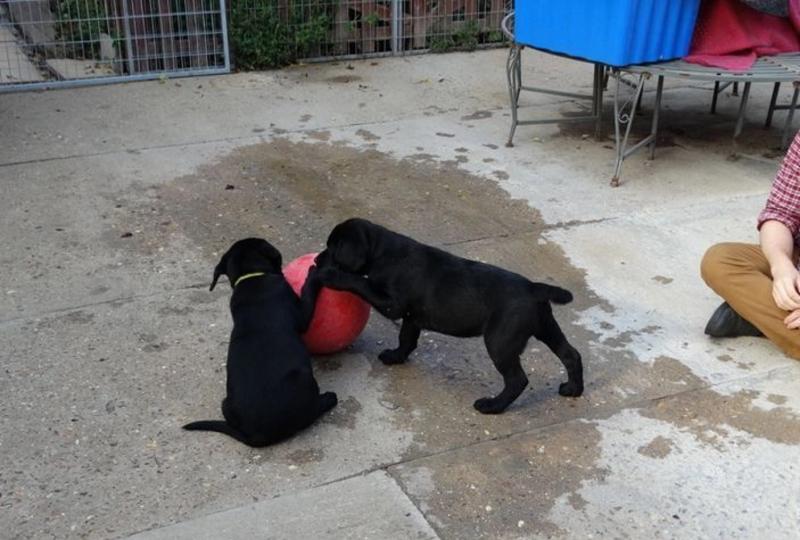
[183,238,337,446]
[315,218,583,414]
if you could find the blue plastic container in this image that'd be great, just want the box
[515,0,702,66]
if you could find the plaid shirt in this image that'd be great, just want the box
[758,131,800,244]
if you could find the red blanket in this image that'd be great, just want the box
[685,0,800,70]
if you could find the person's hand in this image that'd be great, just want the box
[785,308,800,329]
[771,262,800,311]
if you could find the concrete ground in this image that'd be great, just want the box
[2,48,800,539]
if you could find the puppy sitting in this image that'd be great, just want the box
[315,218,583,414]
[183,238,337,447]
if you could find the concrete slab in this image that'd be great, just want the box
[2,48,800,540]
[128,471,439,539]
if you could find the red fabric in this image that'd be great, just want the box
[685,0,800,71]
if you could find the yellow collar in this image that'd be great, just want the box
[234,272,266,287]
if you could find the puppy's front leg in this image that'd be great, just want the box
[297,266,325,333]
[379,318,421,365]
[318,268,403,319]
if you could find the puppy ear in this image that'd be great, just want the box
[210,253,228,291]
[259,242,282,271]
[334,226,368,273]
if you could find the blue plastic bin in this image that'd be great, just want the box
[515,0,702,66]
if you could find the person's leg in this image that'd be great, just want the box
[701,242,800,359]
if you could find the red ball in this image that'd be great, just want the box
[283,253,370,355]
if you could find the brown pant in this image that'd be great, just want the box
[701,242,800,359]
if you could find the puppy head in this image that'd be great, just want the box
[210,238,283,291]
[317,218,371,275]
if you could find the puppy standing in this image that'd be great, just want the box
[184,238,337,447]
[315,218,583,414]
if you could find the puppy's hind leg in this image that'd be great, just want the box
[379,318,421,365]
[474,312,530,414]
[533,306,583,397]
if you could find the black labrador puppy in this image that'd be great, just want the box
[315,218,582,414]
[183,238,337,446]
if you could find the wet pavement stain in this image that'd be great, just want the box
[391,421,608,539]
[323,396,362,430]
[408,153,439,162]
[325,75,361,84]
[641,387,800,448]
[284,447,325,464]
[355,129,381,142]
[305,130,331,142]
[109,139,716,457]
[767,394,788,405]
[110,136,772,538]
[119,138,562,256]
[602,325,662,349]
[568,492,589,511]
[314,356,343,372]
[637,435,675,459]
[461,111,493,121]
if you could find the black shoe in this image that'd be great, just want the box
[704,302,764,338]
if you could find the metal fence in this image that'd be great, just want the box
[0,0,229,91]
[227,0,508,68]
[1,0,507,91]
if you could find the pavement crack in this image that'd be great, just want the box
[541,217,615,231]
[0,108,470,169]
[0,281,209,326]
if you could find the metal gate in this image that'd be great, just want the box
[1,0,508,92]
[0,0,230,92]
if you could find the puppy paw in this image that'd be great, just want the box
[317,267,345,288]
[473,397,508,415]
[379,348,408,365]
[558,381,583,397]
[319,391,338,413]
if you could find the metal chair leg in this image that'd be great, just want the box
[733,82,751,141]
[711,81,720,114]
[765,82,780,128]
[781,82,800,150]
[649,75,664,160]
[611,72,647,187]
[593,63,604,137]
[505,45,522,148]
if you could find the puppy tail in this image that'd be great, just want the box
[533,284,573,305]
[183,420,254,446]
